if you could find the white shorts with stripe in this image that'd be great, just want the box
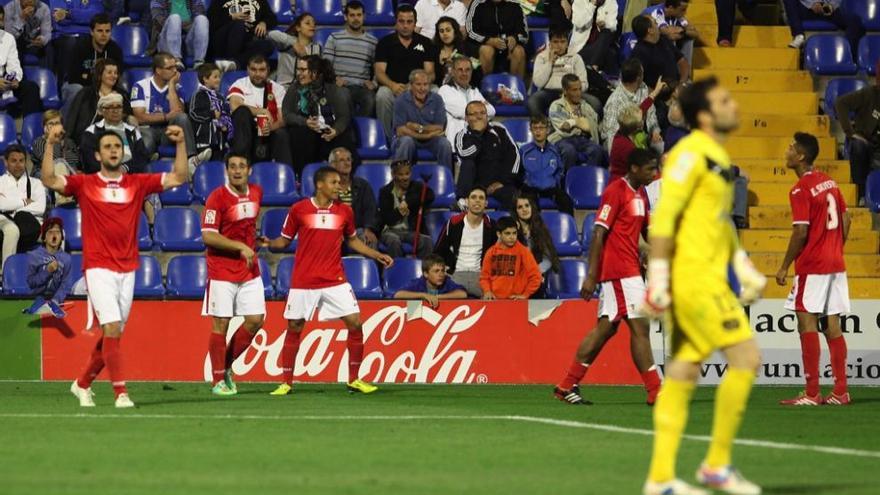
[85,268,135,327]
[784,272,851,315]
[597,276,646,322]
[283,282,360,321]
[202,277,266,318]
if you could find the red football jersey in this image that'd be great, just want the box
[63,172,164,272]
[281,198,355,289]
[202,184,263,282]
[594,177,649,281]
[790,170,847,274]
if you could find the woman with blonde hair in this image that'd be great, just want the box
[608,104,646,182]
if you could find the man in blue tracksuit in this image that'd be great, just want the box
[519,116,574,214]
[25,216,74,317]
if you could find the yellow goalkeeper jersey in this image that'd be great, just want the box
[651,130,738,285]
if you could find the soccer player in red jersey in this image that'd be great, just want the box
[40,124,189,408]
[776,132,852,406]
[554,148,663,405]
[201,154,265,396]
[262,166,394,395]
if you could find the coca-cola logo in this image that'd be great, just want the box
[203,304,487,383]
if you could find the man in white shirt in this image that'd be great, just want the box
[528,28,591,118]
[415,0,467,39]
[0,8,41,115]
[227,53,291,164]
[437,56,495,147]
[433,186,496,297]
[0,144,46,269]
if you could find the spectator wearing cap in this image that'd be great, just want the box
[23,217,73,318]
[66,58,133,146]
[0,144,46,270]
[79,92,151,174]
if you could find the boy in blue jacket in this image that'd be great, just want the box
[520,116,574,214]
[24,217,74,318]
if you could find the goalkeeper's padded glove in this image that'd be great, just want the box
[641,259,671,318]
[732,249,767,305]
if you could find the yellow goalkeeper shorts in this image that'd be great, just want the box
[668,281,753,363]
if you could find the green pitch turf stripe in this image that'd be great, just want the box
[2,412,879,460]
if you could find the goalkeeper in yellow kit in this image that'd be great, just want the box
[641,78,766,495]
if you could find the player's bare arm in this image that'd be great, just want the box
[40,123,66,193]
[346,235,394,268]
[203,231,256,268]
[257,235,291,251]
[161,125,189,190]
[776,225,808,286]
[581,225,608,299]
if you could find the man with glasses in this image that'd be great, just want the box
[80,92,150,174]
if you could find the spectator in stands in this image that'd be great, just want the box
[835,69,880,203]
[4,0,52,68]
[188,62,231,164]
[454,100,522,210]
[480,216,542,300]
[630,15,688,90]
[416,0,467,39]
[377,159,436,259]
[375,4,437,141]
[714,0,756,47]
[663,94,689,151]
[324,1,378,118]
[0,8,41,116]
[609,104,646,182]
[67,58,132,145]
[510,193,561,279]
[23,217,72,318]
[329,147,379,249]
[783,0,863,54]
[432,17,478,87]
[569,0,618,72]
[132,52,201,166]
[437,56,494,148]
[228,54,291,164]
[30,110,79,205]
[151,0,210,67]
[520,116,574,215]
[51,0,103,37]
[434,185,496,297]
[61,13,121,119]
[80,92,150,174]
[283,55,355,176]
[549,73,604,169]
[268,11,321,87]
[600,58,663,153]
[0,144,46,270]
[393,254,468,305]
[528,28,591,118]
[546,0,573,32]
[466,0,528,79]
[391,69,452,168]
[207,0,276,69]
[643,0,699,64]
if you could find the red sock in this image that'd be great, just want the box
[827,335,848,395]
[641,366,662,394]
[225,325,255,368]
[280,330,301,385]
[77,338,104,389]
[347,329,364,383]
[800,332,820,397]
[209,333,226,385]
[558,361,589,390]
[102,336,127,397]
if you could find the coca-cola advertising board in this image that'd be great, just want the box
[41,300,647,385]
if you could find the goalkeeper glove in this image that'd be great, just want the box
[732,249,766,305]
[641,259,671,318]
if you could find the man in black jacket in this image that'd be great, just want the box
[433,186,495,297]
[61,13,122,119]
[377,159,435,259]
[207,0,276,69]
[454,101,523,210]
[466,0,528,79]
[329,147,379,249]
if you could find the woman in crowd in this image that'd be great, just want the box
[510,193,561,281]
[66,59,132,145]
[269,12,323,87]
[608,104,646,182]
[432,17,480,87]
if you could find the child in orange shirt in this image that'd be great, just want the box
[480,217,543,300]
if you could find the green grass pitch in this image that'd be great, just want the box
[1,382,878,494]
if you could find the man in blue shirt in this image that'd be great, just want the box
[391,69,452,168]
[393,254,469,306]
[642,0,698,65]
[520,116,573,214]
[24,217,74,318]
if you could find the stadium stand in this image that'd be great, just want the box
[149,161,194,205]
[112,24,152,67]
[275,256,295,295]
[1,254,32,296]
[353,163,391,203]
[412,163,454,208]
[0,113,17,153]
[165,255,207,298]
[260,209,296,253]
[824,78,866,118]
[565,165,608,209]
[805,34,858,75]
[134,255,165,297]
[353,117,391,160]
[381,257,422,297]
[342,256,383,299]
[545,259,587,300]
[154,208,205,252]
[49,208,83,251]
[19,113,43,151]
[192,161,227,204]
[251,161,300,206]
[23,68,61,110]
[137,213,152,251]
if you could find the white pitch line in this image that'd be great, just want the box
[2,412,879,460]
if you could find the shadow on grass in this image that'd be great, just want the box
[764,482,873,494]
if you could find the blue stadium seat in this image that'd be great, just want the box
[412,163,454,208]
[857,35,880,75]
[501,119,532,148]
[260,209,296,253]
[268,0,295,24]
[866,170,880,213]
[0,112,17,153]
[24,68,61,109]
[137,213,152,250]
[425,210,454,243]
[526,15,549,28]
[49,207,82,250]
[300,0,344,25]
[258,257,275,299]
[193,161,227,203]
[275,256,295,294]
[20,112,43,151]
[566,165,608,209]
[361,0,395,26]
[824,78,867,118]
[154,208,205,251]
[480,73,528,117]
[221,71,247,96]
[847,0,880,31]
[69,254,83,288]
[1,253,32,295]
[252,161,300,206]
[381,257,422,297]
[315,27,336,46]
[122,68,152,93]
[343,256,383,299]
[354,164,392,203]
[134,255,164,297]
[177,70,200,102]
[300,161,325,197]
[545,259,587,299]
[112,24,151,66]
[353,117,391,159]
[165,255,207,298]
[528,30,549,58]
[542,211,581,256]
[148,160,193,205]
[581,212,596,252]
[485,210,509,222]
[804,34,858,75]
[370,28,394,41]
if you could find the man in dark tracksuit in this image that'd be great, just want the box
[465,0,528,79]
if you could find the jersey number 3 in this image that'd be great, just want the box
[826,194,839,230]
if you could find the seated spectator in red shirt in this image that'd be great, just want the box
[393,254,469,306]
